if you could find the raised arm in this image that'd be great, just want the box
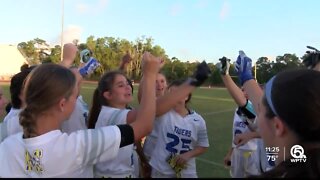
[129,52,159,141]
[137,57,165,103]
[234,51,263,116]
[119,52,132,72]
[60,43,78,68]
[242,80,263,116]
[137,75,145,104]
[155,61,211,117]
[218,57,247,107]
[302,45,320,71]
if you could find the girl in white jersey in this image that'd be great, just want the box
[218,57,273,177]
[1,68,30,140]
[88,60,211,178]
[150,79,210,178]
[87,70,138,178]
[142,72,168,159]
[0,52,160,178]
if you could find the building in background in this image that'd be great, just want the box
[0,45,28,80]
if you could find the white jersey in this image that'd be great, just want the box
[143,119,161,160]
[150,110,209,177]
[0,126,121,178]
[232,109,257,151]
[61,95,88,134]
[1,108,23,141]
[94,106,134,178]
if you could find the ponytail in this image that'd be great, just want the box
[19,106,37,138]
[87,88,102,129]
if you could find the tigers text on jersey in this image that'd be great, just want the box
[0,126,121,178]
[61,95,89,134]
[149,110,209,177]
[232,109,257,151]
[93,106,134,178]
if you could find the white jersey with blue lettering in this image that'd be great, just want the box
[1,108,23,140]
[94,106,134,178]
[149,109,209,177]
[0,126,121,178]
[61,95,89,134]
[232,109,257,151]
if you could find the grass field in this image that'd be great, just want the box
[1,82,237,178]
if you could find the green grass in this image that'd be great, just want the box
[1,82,237,178]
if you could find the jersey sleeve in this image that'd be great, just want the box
[70,125,121,166]
[96,108,130,127]
[115,109,130,125]
[117,124,134,148]
[196,115,210,148]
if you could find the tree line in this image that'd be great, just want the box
[17,36,306,86]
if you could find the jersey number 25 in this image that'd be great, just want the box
[166,133,191,154]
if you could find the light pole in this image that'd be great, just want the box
[60,0,64,61]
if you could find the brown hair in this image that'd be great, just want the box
[20,64,76,138]
[168,79,192,107]
[264,69,320,143]
[87,70,126,129]
[258,69,320,177]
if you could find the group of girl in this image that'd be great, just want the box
[0,44,319,178]
[0,45,211,178]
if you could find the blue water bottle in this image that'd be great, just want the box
[79,57,100,77]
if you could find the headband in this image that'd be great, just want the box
[265,76,279,116]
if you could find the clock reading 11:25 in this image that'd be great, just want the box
[265,147,280,153]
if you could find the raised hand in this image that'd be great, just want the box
[119,52,132,71]
[302,46,320,69]
[60,43,78,68]
[158,57,165,69]
[141,52,161,76]
[218,56,231,75]
[80,49,92,63]
[121,52,132,65]
[234,50,254,85]
[188,61,211,87]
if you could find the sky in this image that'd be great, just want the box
[1,0,320,63]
